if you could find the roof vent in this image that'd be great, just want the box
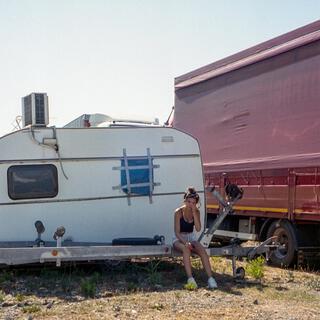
[22,93,49,127]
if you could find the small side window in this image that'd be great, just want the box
[121,158,153,196]
[7,164,58,200]
[112,148,160,204]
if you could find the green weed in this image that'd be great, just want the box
[184,282,197,291]
[148,271,162,286]
[15,293,25,302]
[22,304,41,313]
[245,256,265,280]
[61,277,72,293]
[80,278,96,298]
[140,260,162,285]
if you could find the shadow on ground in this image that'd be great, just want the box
[0,259,269,302]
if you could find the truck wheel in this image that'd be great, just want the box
[266,220,297,267]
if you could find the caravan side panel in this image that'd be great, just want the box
[0,127,205,244]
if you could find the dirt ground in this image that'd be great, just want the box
[0,257,319,320]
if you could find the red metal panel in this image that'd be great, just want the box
[174,40,320,172]
[205,167,320,222]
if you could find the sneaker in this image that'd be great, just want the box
[208,277,218,289]
[187,277,198,289]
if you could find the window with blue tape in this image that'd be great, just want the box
[121,158,153,195]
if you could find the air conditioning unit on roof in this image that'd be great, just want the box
[22,92,49,127]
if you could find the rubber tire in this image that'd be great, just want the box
[266,220,297,267]
[235,267,245,280]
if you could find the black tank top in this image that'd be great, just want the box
[180,210,194,233]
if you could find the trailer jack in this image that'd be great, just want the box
[199,184,243,247]
[200,184,279,280]
[34,220,45,247]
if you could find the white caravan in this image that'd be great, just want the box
[0,95,276,274]
[0,126,205,248]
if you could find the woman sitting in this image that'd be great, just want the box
[173,187,217,289]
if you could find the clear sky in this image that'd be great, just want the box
[0,0,319,136]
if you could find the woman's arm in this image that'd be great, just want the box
[192,208,201,232]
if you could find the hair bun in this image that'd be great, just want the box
[183,186,200,204]
[183,187,200,204]
[187,187,196,193]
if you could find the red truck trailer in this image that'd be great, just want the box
[173,20,320,266]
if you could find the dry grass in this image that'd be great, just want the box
[0,257,319,320]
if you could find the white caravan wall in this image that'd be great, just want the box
[0,127,204,243]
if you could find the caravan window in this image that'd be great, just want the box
[121,158,153,196]
[7,164,58,200]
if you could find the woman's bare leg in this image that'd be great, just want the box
[191,241,212,278]
[173,241,193,278]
